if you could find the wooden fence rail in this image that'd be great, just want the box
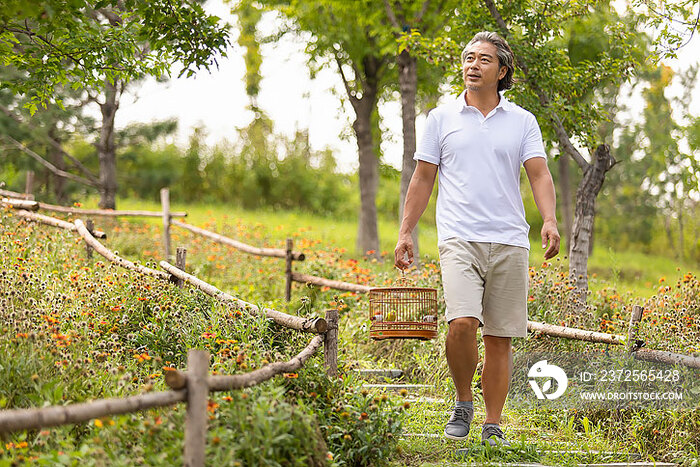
[74,219,170,280]
[0,390,186,434]
[38,201,187,218]
[0,337,329,466]
[291,272,372,293]
[526,320,625,346]
[15,209,107,238]
[160,260,327,334]
[0,188,34,200]
[171,219,305,261]
[2,197,39,211]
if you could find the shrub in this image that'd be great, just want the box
[283,362,405,467]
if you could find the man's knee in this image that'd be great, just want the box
[448,317,481,337]
[483,334,512,350]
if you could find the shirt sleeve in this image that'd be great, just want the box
[520,113,547,164]
[413,110,440,165]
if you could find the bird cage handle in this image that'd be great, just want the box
[395,267,415,287]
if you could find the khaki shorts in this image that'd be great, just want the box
[438,237,529,338]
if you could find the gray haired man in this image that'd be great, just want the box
[394,31,560,446]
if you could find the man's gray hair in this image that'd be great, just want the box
[461,31,515,92]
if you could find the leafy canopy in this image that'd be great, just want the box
[0,0,230,113]
[400,1,649,150]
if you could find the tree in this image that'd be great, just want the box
[0,66,100,202]
[638,65,699,261]
[262,0,395,257]
[1,1,230,208]
[234,0,265,110]
[383,0,456,267]
[0,1,229,112]
[405,0,646,305]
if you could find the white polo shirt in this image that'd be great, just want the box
[414,90,546,250]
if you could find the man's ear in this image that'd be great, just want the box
[499,66,507,80]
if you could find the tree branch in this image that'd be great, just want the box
[97,8,123,26]
[334,50,358,107]
[383,0,401,29]
[0,104,100,184]
[481,0,589,171]
[415,0,432,23]
[3,135,100,188]
[3,23,127,73]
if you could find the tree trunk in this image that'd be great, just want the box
[348,54,382,259]
[664,215,674,251]
[47,124,66,204]
[353,96,380,258]
[694,201,698,261]
[569,144,615,306]
[97,80,119,209]
[678,198,684,262]
[558,151,572,255]
[397,49,420,267]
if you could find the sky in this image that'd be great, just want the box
[112,1,700,174]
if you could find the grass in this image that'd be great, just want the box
[94,195,698,303]
[3,197,699,465]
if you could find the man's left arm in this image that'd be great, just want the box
[524,157,560,260]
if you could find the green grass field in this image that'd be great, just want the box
[3,196,697,466]
[101,195,698,299]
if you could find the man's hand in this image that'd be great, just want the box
[394,233,414,270]
[541,219,560,260]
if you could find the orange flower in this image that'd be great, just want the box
[283,373,298,379]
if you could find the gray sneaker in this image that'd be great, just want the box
[444,406,473,440]
[481,424,510,447]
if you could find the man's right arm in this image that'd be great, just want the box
[394,160,438,269]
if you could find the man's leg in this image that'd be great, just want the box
[446,317,480,401]
[444,316,480,440]
[482,335,513,424]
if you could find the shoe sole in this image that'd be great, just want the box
[481,439,510,447]
[444,431,470,441]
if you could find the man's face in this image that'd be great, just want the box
[462,41,507,93]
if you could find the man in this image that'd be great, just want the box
[394,31,560,446]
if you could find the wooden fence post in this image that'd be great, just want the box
[627,305,644,353]
[324,309,339,377]
[85,219,94,259]
[175,247,187,289]
[184,350,209,467]
[285,238,293,302]
[25,170,34,196]
[160,188,171,261]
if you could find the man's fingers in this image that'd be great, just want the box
[394,242,414,269]
[544,234,560,260]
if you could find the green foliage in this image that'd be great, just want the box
[207,387,330,466]
[630,0,700,61]
[595,63,700,262]
[0,0,230,111]
[402,1,644,149]
[233,1,264,103]
[283,363,405,466]
[0,209,411,465]
[3,190,700,463]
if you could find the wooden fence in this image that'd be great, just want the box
[4,187,700,368]
[0,206,339,466]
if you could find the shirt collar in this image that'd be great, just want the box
[456,90,514,113]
